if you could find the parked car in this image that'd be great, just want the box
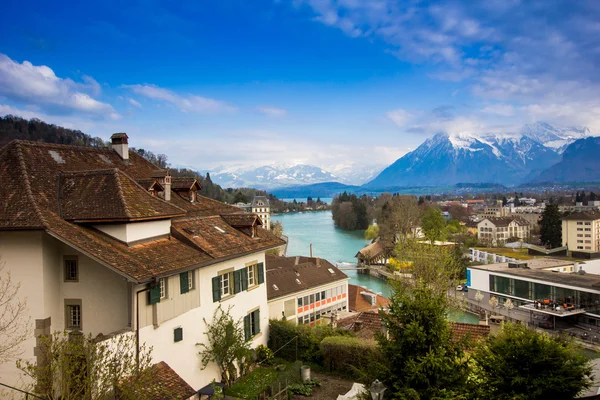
[456,284,464,291]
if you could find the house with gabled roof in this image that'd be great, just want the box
[0,134,285,392]
[477,216,531,245]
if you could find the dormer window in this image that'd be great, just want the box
[190,190,197,202]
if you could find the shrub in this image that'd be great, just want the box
[288,378,321,396]
[268,319,353,364]
[320,336,383,381]
[225,367,278,400]
[256,344,274,365]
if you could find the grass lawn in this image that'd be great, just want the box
[225,368,278,400]
[475,247,534,260]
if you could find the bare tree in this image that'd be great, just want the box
[0,258,31,364]
[378,195,422,250]
[17,331,170,399]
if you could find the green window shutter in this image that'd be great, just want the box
[253,309,260,334]
[180,272,189,294]
[212,276,221,302]
[234,270,241,294]
[257,262,265,284]
[241,267,248,291]
[174,327,183,342]
[244,315,251,341]
[148,282,161,305]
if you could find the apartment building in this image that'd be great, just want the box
[477,217,531,245]
[252,196,271,230]
[266,255,349,325]
[0,136,285,391]
[562,211,600,257]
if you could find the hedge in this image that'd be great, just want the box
[268,319,354,364]
[320,336,384,381]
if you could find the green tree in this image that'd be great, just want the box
[377,283,469,399]
[364,224,379,240]
[470,323,592,400]
[197,306,253,387]
[233,191,249,204]
[540,203,562,248]
[421,207,447,243]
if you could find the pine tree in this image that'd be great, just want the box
[540,203,562,248]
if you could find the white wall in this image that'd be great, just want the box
[136,251,269,389]
[94,219,171,244]
[468,268,490,292]
[0,231,45,389]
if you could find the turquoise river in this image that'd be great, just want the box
[272,210,478,324]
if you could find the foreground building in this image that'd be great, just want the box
[0,136,284,391]
[467,258,600,329]
[266,255,349,325]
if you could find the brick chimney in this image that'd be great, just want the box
[111,133,129,160]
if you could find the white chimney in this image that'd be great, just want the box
[164,174,171,202]
[111,133,129,160]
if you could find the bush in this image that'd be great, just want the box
[268,319,354,364]
[225,367,278,400]
[320,336,384,381]
[256,344,274,365]
[288,378,321,396]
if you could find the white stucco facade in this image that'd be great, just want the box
[94,219,171,244]
[562,218,600,253]
[0,229,269,392]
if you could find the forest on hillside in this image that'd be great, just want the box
[0,115,107,148]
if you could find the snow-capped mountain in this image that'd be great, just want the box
[205,162,385,189]
[366,122,596,188]
[207,163,340,189]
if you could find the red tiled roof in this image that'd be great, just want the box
[171,177,201,191]
[337,311,384,340]
[60,169,185,222]
[0,140,285,282]
[148,361,197,400]
[265,255,349,300]
[347,284,391,312]
[450,322,490,343]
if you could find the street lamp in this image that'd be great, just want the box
[370,379,386,400]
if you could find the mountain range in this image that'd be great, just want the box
[205,163,384,189]
[366,122,596,188]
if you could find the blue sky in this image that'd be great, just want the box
[1,0,599,171]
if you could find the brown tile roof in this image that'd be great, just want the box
[265,255,349,300]
[347,284,391,312]
[171,177,201,191]
[482,217,530,227]
[562,211,600,221]
[355,241,384,260]
[0,140,285,282]
[221,213,262,227]
[337,311,384,340]
[60,169,185,222]
[449,322,490,343]
[172,216,282,259]
[148,361,196,400]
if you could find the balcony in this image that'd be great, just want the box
[520,301,587,317]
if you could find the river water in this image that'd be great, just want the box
[272,210,479,324]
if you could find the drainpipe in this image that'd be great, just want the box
[135,284,152,369]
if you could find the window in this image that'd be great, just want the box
[180,271,194,294]
[68,305,81,329]
[248,264,256,286]
[65,299,82,330]
[309,294,315,304]
[578,240,584,243]
[244,309,260,340]
[159,278,167,299]
[221,273,231,297]
[578,246,584,249]
[585,222,592,225]
[577,222,583,225]
[316,292,321,301]
[578,228,583,231]
[298,297,303,307]
[64,257,78,282]
[174,327,183,342]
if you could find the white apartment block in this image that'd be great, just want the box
[562,211,600,255]
[477,217,531,245]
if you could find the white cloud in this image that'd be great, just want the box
[122,84,236,113]
[481,103,514,117]
[257,106,287,117]
[127,98,142,108]
[0,53,119,119]
[386,109,414,127]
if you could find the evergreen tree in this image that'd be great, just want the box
[502,196,508,206]
[590,192,597,202]
[540,203,562,248]
[470,323,592,399]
